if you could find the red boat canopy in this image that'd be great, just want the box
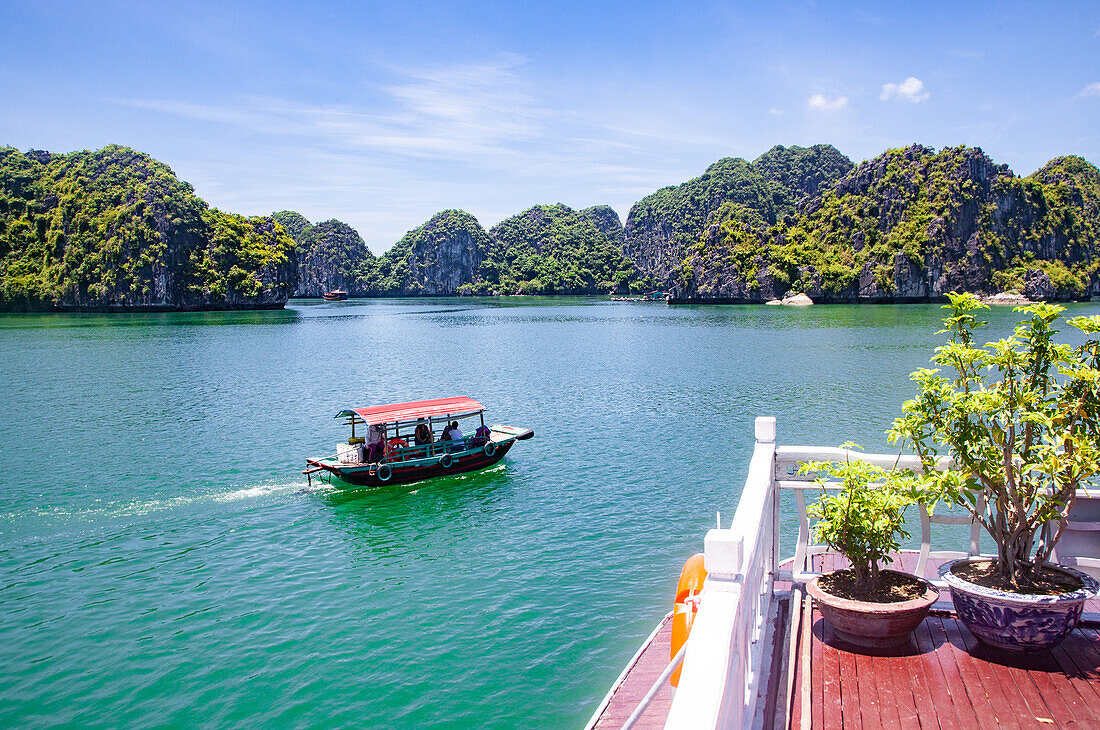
[335,397,485,425]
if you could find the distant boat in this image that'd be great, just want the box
[322,289,348,301]
[303,396,534,487]
[642,290,669,301]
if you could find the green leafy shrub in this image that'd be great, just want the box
[890,293,1100,589]
[800,444,919,592]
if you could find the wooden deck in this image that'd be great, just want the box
[588,614,674,729]
[786,553,1100,729]
[788,604,1100,729]
[589,552,1100,729]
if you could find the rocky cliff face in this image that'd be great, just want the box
[357,204,635,296]
[273,211,375,297]
[623,145,854,290]
[483,203,635,294]
[580,205,625,248]
[377,210,490,295]
[0,145,297,311]
[672,145,1100,302]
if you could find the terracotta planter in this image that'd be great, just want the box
[807,570,940,648]
[939,558,1099,652]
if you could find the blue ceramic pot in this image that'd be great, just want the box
[940,558,1099,652]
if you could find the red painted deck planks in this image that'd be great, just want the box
[883,651,921,730]
[1049,630,1100,726]
[937,616,1006,730]
[1051,640,1100,717]
[851,648,882,729]
[834,627,863,729]
[910,619,963,730]
[867,651,902,730]
[950,616,1063,728]
[1021,647,1089,727]
[1054,629,1100,720]
[931,615,987,727]
[819,616,843,730]
[895,632,940,730]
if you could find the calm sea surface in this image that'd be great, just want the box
[3,298,1098,728]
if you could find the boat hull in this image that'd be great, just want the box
[321,440,516,486]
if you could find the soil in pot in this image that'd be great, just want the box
[819,569,929,602]
[951,559,1083,595]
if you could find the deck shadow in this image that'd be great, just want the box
[812,616,940,657]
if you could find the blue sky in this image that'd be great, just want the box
[2,1,1098,253]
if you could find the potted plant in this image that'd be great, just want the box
[890,293,1100,651]
[800,446,939,648]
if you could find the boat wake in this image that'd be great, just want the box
[2,478,335,528]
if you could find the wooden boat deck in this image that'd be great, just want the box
[588,614,674,729]
[789,601,1100,729]
[787,553,1100,729]
[589,552,1100,729]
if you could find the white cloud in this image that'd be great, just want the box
[113,56,737,251]
[1078,82,1100,98]
[880,77,930,103]
[768,107,783,116]
[807,94,848,111]
[119,55,554,163]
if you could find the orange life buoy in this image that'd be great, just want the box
[385,438,408,460]
[670,552,707,687]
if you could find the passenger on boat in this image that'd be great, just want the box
[472,424,491,446]
[414,420,432,446]
[365,424,384,463]
[445,421,464,451]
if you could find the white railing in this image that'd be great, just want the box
[665,416,778,730]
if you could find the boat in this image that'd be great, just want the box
[587,417,1100,729]
[322,288,348,301]
[303,396,533,487]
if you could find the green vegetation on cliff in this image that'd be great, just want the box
[0,145,296,310]
[624,145,854,289]
[12,142,1096,307]
[676,145,1100,301]
[367,205,638,296]
[626,157,777,252]
[753,144,857,218]
[479,204,636,294]
[373,209,489,295]
[272,211,375,296]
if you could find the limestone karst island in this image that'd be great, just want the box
[2,142,1097,311]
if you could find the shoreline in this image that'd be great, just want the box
[0,302,289,314]
[3,292,1095,313]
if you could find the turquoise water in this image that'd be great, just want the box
[3,298,1098,727]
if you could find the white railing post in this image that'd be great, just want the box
[667,417,779,730]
